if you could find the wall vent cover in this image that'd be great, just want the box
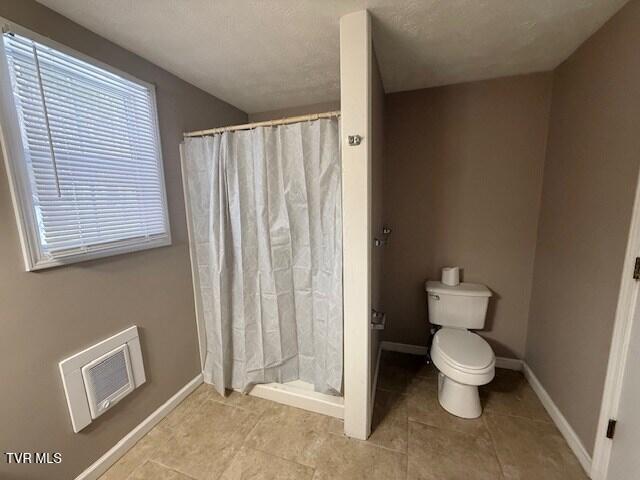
[59,326,145,432]
[82,344,134,418]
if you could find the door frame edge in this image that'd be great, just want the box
[591,166,640,479]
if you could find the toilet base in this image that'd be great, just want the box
[437,372,482,419]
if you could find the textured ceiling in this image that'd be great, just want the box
[35,0,628,113]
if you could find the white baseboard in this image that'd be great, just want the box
[495,357,523,371]
[380,341,428,355]
[522,363,592,476]
[75,374,203,480]
[380,341,523,373]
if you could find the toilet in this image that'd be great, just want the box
[426,280,495,419]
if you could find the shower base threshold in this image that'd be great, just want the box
[247,380,344,419]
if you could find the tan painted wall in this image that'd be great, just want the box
[0,1,246,479]
[382,73,552,358]
[526,0,640,454]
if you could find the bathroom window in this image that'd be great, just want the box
[0,24,170,270]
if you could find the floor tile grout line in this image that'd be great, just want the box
[181,385,211,411]
[406,418,489,438]
[214,400,278,479]
[406,408,551,438]
[246,442,318,470]
[142,394,268,480]
[229,444,318,478]
[405,420,411,480]
[157,386,211,433]
[243,402,408,471]
[483,409,553,425]
[146,447,209,480]
[326,429,409,455]
[145,459,200,480]
[109,420,182,479]
[237,405,322,471]
[208,395,266,414]
[406,406,552,431]
[481,413,508,480]
[106,358,581,480]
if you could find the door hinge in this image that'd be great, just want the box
[634,257,640,280]
[606,419,617,439]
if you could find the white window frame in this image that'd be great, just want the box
[0,19,171,271]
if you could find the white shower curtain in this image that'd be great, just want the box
[182,118,342,396]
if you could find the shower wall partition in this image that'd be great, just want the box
[181,113,344,418]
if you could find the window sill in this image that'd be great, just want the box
[25,234,172,271]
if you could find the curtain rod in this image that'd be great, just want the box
[184,110,340,137]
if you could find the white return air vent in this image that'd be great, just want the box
[82,344,134,418]
[59,326,145,432]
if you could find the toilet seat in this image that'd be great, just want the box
[431,328,495,386]
[434,328,494,371]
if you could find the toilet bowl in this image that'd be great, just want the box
[426,279,494,419]
[431,328,495,418]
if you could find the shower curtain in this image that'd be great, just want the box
[182,118,342,396]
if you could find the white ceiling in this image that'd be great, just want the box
[36,0,628,114]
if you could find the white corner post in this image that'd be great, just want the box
[340,9,373,440]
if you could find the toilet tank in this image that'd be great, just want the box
[426,281,492,329]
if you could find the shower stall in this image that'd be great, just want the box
[180,10,380,439]
[180,112,345,418]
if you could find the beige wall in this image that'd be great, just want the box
[248,101,340,122]
[526,0,640,454]
[382,74,552,358]
[0,1,246,479]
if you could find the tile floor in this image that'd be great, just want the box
[100,351,588,479]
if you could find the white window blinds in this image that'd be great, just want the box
[1,30,170,268]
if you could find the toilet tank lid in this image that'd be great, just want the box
[425,281,492,297]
